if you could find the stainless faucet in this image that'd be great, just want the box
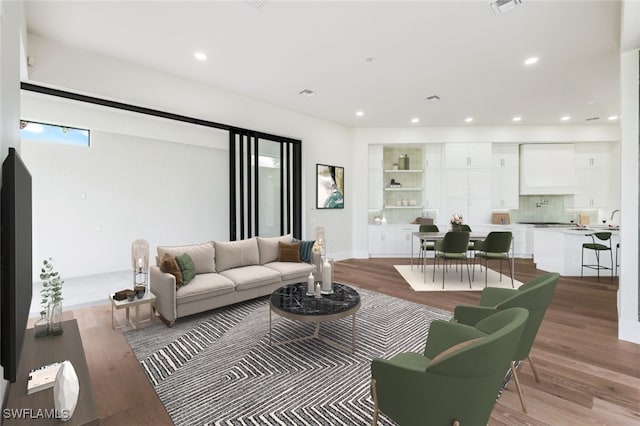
[610,209,620,220]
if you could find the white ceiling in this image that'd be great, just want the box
[24,0,623,128]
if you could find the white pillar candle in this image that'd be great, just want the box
[307,273,314,295]
[322,259,332,292]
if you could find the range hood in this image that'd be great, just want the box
[519,144,579,195]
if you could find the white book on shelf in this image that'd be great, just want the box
[27,361,65,395]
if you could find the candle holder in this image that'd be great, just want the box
[131,239,150,289]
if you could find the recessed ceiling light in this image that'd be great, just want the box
[524,57,538,66]
[194,52,207,61]
[512,116,522,122]
[411,118,419,123]
[608,115,619,121]
[356,111,364,117]
[465,117,473,123]
[586,100,596,105]
[561,116,571,121]
[299,89,315,97]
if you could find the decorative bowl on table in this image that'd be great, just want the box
[134,285,146,299]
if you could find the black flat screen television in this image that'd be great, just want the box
[1,147,32,383]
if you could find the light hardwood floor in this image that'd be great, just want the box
[63,258,638,425]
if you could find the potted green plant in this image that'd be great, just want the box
[40,258,64,336]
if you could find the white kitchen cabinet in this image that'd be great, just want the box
[443,143,492,226]
[368,224,420,257]
[423,169,441,208]
[567,143,611,209]
[491,144,519,209]
[492,168,519,209]
[424,144,443,169]
[574,143,610,169]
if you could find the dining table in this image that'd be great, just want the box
[411,231,515,283]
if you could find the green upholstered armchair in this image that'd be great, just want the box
[370,307,529,426]
[453,272,560,413]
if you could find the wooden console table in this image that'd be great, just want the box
[4,319,99,425]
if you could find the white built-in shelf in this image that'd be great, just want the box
[384,187,423,191]
[384,205,424,209]
[384,169,423,173]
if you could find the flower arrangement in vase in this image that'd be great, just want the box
[40,258,64,336]
[450,213,464,231]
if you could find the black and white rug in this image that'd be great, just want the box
[123,287,454,425]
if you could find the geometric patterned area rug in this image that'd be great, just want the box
[123,287,454,425]
[394,265,523,291]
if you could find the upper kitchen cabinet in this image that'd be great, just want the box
[445,143,492,169]
[491,144,519,209]
[567,143,611,209]
[444,143,492,225]
[423,144,443,208]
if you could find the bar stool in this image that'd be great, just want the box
[581,232,613,282]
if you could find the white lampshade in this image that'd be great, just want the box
[131,239,150,271]
[53,361,79,421]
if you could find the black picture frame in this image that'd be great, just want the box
[316,164,344,209]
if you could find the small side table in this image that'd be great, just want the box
[109,291,156,330]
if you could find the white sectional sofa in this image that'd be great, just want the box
[150,234,318,326]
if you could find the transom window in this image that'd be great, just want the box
[20,120,90,147]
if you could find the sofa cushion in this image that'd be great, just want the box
[157,241,216,274]
[257,234,293,265]
[215,238,260,272]
[278,241,301,262]
[176,273,235,305]
[219,265,281,291]
[264,261,315,281]
[175,253,196,285]
[292,239,315,264]
[159,253,184,289]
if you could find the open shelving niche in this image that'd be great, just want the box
[381,146,425,222]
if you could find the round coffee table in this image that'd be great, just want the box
[269,282,361,353]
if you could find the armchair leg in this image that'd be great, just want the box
[371,378,379,426]
[511,361,528,413]
[528,355,540,383]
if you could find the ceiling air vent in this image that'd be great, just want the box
[489,0,523,15]
[298,89,315,97]
[244,0,267,9]
[585,117,600,121]
[425,95,441,102]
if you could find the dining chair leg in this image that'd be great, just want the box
[484,258,488,287]
[511,361,528,413]
[528,355,540,383]
[442,259,446,289]
[465,258,472,288]
[507,255,514,288]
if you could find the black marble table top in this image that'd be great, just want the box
[270,282,360,316]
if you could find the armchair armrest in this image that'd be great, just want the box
[453,305,497,326]
[150,265,177,325]
[423,320,487,359]
[479,287,517,307]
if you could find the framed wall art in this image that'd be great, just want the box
[316,164,344,209]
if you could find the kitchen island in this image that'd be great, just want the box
[533,227,620,277]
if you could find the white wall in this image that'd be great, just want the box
[618,49,640,344]
[0,0,24,407]
[25,34,354,260]
[21,93,230,279]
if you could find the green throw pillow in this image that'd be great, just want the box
[292,238,315,264]
[175,253,196,285]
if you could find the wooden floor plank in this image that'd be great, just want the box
[64,258,639,425]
